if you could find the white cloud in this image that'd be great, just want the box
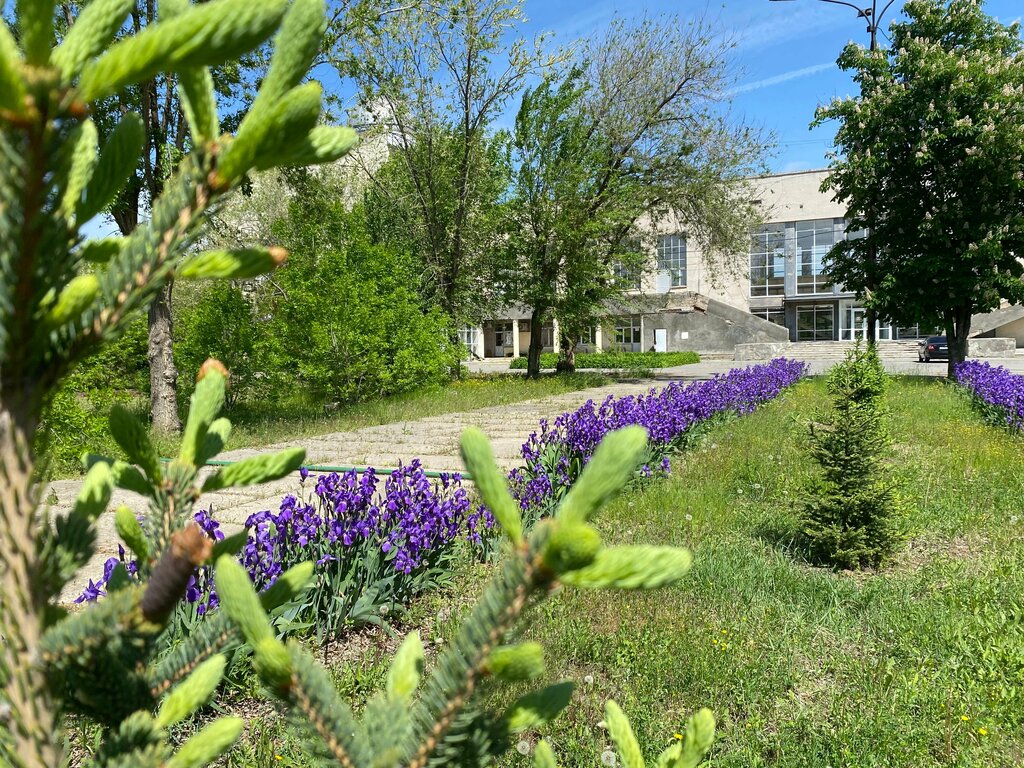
[727,61,837,96]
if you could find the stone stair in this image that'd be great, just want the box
[784,340,921,361]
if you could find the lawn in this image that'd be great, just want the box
[109,374,1024,767]
[516,376,1024,766]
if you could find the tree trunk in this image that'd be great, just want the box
[148,282,180,434]
[947,304,972,379]
[526,309,545,379]
[556,333,576,374]
[0,406,58,768]
[866,307,877,346]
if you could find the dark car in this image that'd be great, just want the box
[918,335,948,362]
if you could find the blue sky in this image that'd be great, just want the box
[514,0,1022,173]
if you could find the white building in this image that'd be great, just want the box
[466,168,1017,359]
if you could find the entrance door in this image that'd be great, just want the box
[494,322,513,357]
[849,307,867,341]
[654,328,668,353]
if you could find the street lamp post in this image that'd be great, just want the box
[769,0,898,345]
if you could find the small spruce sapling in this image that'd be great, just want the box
[799,344,906,569]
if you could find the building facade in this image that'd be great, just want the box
[465,169,1003,359]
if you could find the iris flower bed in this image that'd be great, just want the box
[505,358,808,524]
[954,360,1024,431]
[78,359,805,638]
[79,462,474,638]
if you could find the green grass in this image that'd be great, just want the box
[508,351,700,370]
[515,376,1024,766]
[142,375,1024,767]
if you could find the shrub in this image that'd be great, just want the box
[799,344,905,569]
[266,182,459,404]
[37,319,149,475]
[509,350,700,370]
[175,281,268,407]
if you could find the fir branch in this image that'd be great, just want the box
[148,613,237,698]
[286,645,369,768]
[404,528,550,768]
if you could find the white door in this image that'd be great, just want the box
[654,328,668,353]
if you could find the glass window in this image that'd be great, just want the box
[494,321,514,350]
[612,316,642,352]
[578,326,595,346]
[796,219,834,295]
[612,260,641,291]
[795,305,834,341]
[749,224,785,297]
[656,234,686,288]
[751,309,785,327]
[458,328,479,356]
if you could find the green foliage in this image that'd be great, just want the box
[816,0,1024,373]
[266,178,459,403]
[207,427,709,767]
[175,281,265,407]
[460,426,524,543]
[799,345,906,568]
[37,319,149,476]
[509,351,701,370]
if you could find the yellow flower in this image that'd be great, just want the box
[961,715,970,722]
[978,727,989,736]
[673,733,683,740]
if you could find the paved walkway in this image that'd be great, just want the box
[50,352,1024,601]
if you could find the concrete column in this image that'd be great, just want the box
[552,318,560,353]
[511,319,521,358]
[595,323,603,352]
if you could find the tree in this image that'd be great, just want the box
[266,173,459,403]
[501,16,766,378]
[52,0,265,434]
[341,0,554,325]
[817,0,1024,377]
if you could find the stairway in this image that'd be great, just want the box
[783,340,921,361]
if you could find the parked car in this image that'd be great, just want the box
[918,335,948,362]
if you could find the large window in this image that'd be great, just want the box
[796,219,834,295]
[795,305,834,341]
[458,328,479,357]
[612,316,641,352]
[750,224,785,297]
[751,308,785,327]
[656,234,687,288]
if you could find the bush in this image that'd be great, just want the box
[37,319,149,475]
[266,182,459,403]
[509,350,700,370]
[799,344,905,569]
[175,280,267,407]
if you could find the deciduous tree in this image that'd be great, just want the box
[341,0,554,325]
[817,0,1024,377]
[502,16,766,378]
